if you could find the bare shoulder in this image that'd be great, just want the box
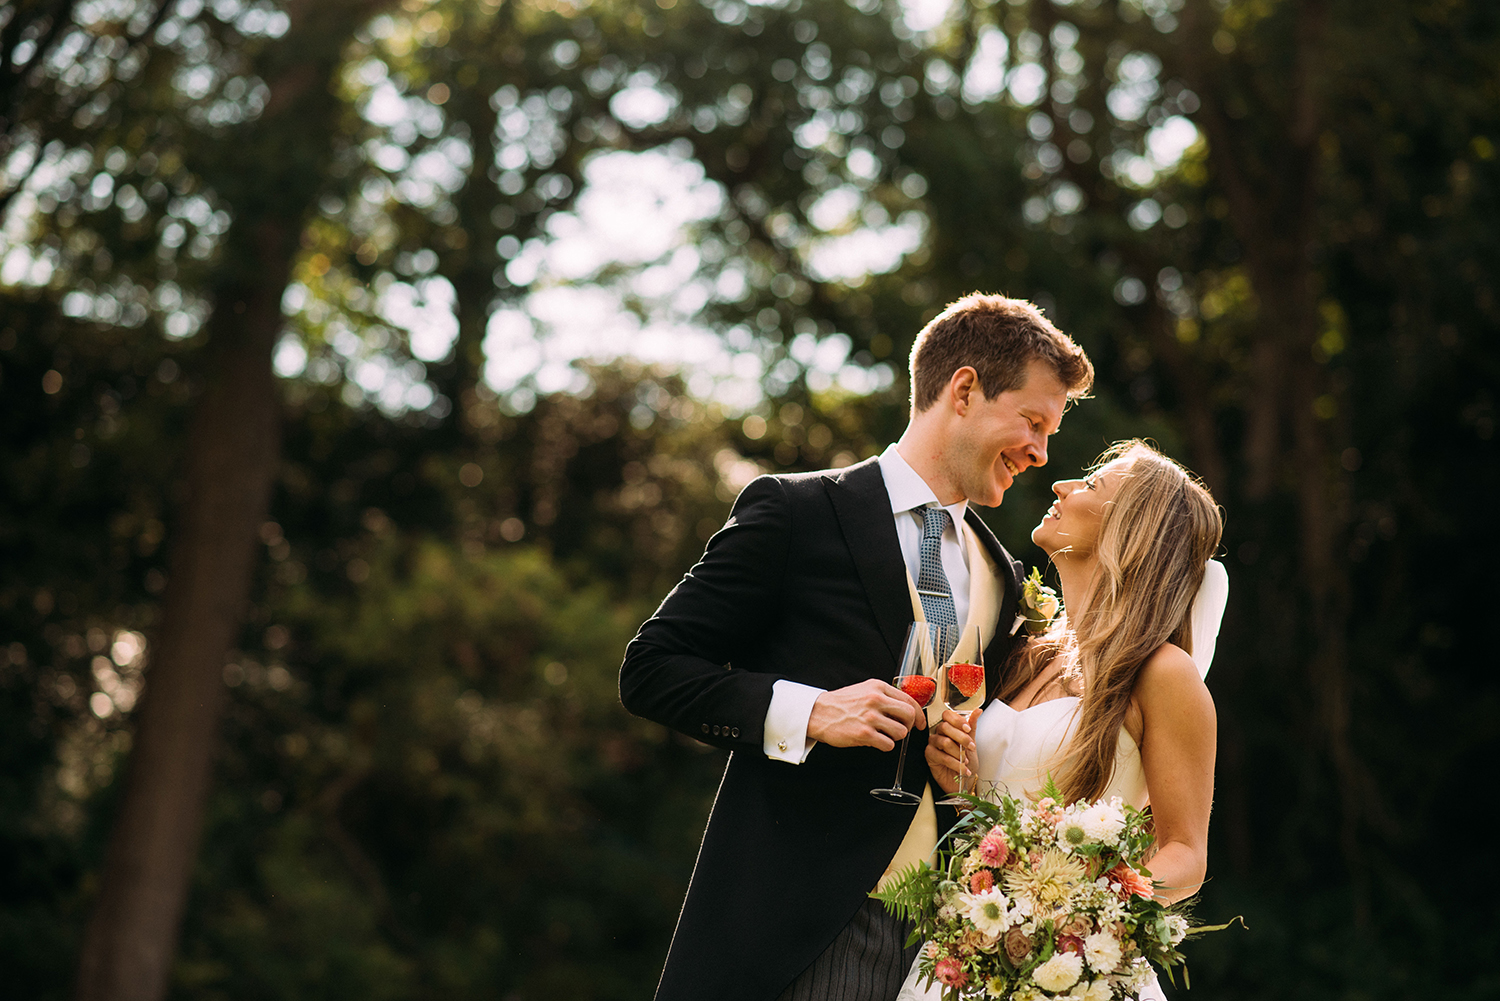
[1134,643,1215,720]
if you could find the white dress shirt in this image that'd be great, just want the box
[762,445,972,764]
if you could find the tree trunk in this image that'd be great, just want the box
[70,0,389,990]
[73,239,285,1000]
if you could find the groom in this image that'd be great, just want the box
[620,293,1093,1001]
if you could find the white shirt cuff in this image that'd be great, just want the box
[764,679,823,763]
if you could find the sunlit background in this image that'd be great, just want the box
[1,0,1495,998]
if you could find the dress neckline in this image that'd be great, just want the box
[988,695,1080,716]
[987,695,1140,749]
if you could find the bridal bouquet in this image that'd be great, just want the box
[874,783,1231,1000]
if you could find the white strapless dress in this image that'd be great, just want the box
[894,697,1168,1001]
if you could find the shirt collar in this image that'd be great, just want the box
[878,444,969,538]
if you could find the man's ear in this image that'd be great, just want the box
[949,366,979,414]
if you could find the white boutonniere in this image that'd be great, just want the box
[1019,567,1061,634]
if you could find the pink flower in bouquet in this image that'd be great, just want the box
[978,830,1010,867]
[934,957,968,988]
[1059,914,1092,938]
[926,942,940,959]
[1110,862,1155,900]
[1004,927,1033,963]
[970,869,995,894]
[1058,934,1085,956]
[1035,797,1064,826]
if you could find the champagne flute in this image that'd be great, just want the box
[937,625,986,805]
[869,621,942,805]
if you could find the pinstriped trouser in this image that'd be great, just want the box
[775,896,920,1001]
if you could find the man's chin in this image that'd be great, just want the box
[973,484,1007,508]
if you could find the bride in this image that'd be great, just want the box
[898,439,1226,1000]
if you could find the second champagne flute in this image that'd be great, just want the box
[937,625,986,805]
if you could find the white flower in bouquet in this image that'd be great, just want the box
[1098,897,1126,926]
[1166,914,1189,945]
[1054,813,1089,853]
[1032,951,1084,992]
[1080,979,1112,1001]
[1010,899,1034,926]
[1082,930,1122,973]
[961,887,1013,938]
[1077,801,1127,843]
[1117,957,1154,991]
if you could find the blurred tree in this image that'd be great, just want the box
[1,0,1496,997]
[50,1,426,997]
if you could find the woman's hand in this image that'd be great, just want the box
[924,707,982,795]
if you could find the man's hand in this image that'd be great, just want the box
[807,680,925,752]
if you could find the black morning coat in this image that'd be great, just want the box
[619,456,1025,1001]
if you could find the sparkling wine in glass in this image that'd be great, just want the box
[937,625,986,805]
[870,622,944,805]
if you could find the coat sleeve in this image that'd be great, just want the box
[619,474,793,751]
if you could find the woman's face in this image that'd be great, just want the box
[1030,458,1130,558]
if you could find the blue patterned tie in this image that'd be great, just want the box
[916,505,959,658]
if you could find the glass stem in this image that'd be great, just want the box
[957,711,972,795]
[890,733,910,791]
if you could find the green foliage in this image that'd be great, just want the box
[870,860,935,930]
[0,0,1497,997]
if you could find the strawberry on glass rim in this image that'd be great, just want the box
[899,675,937,707]
[947,661,984,700]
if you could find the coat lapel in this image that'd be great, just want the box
[823,458,912,664]
[963,510,1024,694]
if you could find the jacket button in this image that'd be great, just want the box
[713,725,721,735]
[701,724,709,733]
[731,727,740,738]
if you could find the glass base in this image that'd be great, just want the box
[869,787,922,805]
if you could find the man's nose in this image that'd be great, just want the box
[1030,433,1048,468]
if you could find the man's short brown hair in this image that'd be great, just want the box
[908,292,1093,412]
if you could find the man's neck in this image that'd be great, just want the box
[894,425,964,505]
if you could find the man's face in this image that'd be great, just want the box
[946,360,1068,507]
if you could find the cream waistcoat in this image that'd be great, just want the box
[876,526,1004,891]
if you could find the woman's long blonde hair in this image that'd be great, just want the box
[997,440,1223,804]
